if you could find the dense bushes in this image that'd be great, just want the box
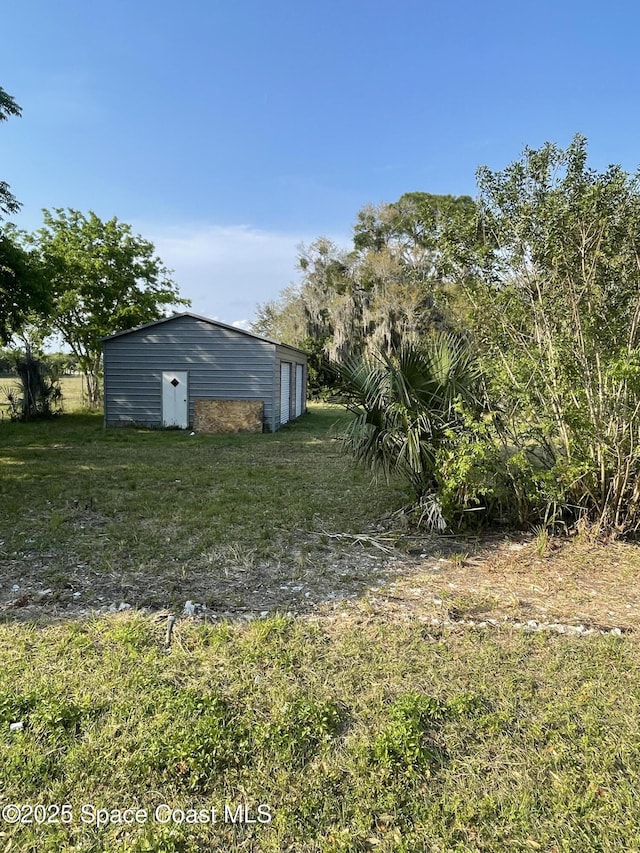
[336,333,484,530]
[472,136,640,536]
[338,137,640,537]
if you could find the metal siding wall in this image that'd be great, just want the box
[103,316,276,429]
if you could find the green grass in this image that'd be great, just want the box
[0,405,408,583]
[2,408,640,850]
[1,615,640,851]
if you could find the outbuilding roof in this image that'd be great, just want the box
[100,312,308,356]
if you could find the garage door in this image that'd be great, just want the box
[280,362,291,425]
[295,364,304,417]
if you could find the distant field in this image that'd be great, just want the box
[0,374,87,418]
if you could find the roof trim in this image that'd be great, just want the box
[100,312,309,355]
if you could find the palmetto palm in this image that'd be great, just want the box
[337,333,480,511]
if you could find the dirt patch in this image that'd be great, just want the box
[1,531,640,631]
[336,535,640,634]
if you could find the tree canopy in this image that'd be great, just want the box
[0,86,51,344]
[0,86,22,218]
[254,193,479,369]
[27,208,190,407]
[0,230,49,344]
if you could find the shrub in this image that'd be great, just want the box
[336,333,483,529]
[470,135,640,535]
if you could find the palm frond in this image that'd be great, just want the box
[334,335,481,510]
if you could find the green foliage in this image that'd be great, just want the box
[44,350,80,375]
[0,345,16,373]
[0,86,22,218]
[470,135,640,534]
[254,194,480,393]
[370,693,447,774]
[0,89,46,348]
[253,696,344,767]
[24,209,190,407]
[353,191,481,282]
[148,691,248,790]
[433,409,511,528]
[336,333,481,528]
[0,229,49,343]
[4,349,62,420]
[0,691,39,725]
[299,335,342,400]
[0,341,58,380]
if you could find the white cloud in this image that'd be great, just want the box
[138,223,349,327]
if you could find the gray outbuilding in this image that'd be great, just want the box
[101,312,308,432]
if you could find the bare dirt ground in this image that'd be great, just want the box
[337,535,640,635]
[2,529,640,634]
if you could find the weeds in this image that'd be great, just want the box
[1,616,636,851]
[532,523,550,557]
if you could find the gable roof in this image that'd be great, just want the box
[100,312,308,356]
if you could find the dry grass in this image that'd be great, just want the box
[58,375,85,411]
[335,534,640,633]
[0,374,86,419]
[194,399,263,433]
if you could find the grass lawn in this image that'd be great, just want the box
[1,407,640,851]
[0,405,408,615]
[2,615,640,852]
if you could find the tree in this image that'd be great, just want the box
[0,229,48,344]
[254,194,481,378]
[470,135,640,535]
[29,209,190,408]
[6,349,62,421]
[353,191,481,282]
[0,86,22,218]
[0,87,48,343]
[255,238,359,356]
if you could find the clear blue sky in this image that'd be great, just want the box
[3,0,640,328]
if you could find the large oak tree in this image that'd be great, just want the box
[254,192,480,367]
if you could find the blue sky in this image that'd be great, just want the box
[3,0,640,328]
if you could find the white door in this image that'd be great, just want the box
[295,364,304,417]
[280,362,291,425]
[162,371,188,428]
